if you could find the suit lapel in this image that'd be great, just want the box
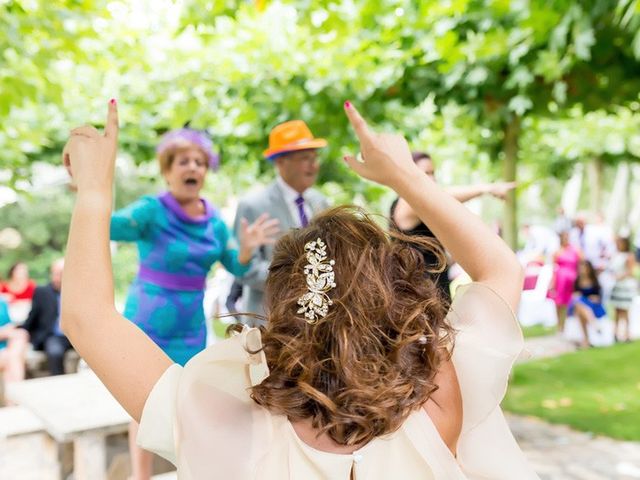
[268,181,297,229]
[307,193,319,216]
[307,190,325,217]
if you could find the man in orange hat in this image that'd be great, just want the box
[233,120,330,323]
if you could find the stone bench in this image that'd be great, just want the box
[25,347,80,378]
[7,371,132,480]
[0,406,61,480]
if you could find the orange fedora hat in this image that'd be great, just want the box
[263,120,327,159]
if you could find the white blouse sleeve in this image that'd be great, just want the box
[137,363,183,465]
[449,283,539,479]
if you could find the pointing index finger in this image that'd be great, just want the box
[344,101,373,144]
[104,98,119,139]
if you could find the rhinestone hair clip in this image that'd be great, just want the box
[297,238,336,324]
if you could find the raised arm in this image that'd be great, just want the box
[343,102,523,310]
[61,100,172,422]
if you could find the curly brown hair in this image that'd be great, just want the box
[249,206,454,446]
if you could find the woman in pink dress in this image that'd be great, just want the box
[549,231,581,333]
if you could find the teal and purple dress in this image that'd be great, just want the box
[0,299,11,350]
[110,192,249,365]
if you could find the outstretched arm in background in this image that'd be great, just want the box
[393,182,516,231]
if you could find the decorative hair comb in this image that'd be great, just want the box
[297,238,336,323]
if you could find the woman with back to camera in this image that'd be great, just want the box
[61,100,539,479]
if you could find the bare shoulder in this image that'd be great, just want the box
[423,358,462,456]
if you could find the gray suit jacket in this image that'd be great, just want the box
[233,181,329,324]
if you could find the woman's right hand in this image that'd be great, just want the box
[343,101,421,189]
[62,99,119,195]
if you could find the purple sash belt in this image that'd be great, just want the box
[138,265,206,291]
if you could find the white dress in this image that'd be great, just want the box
[609,252,637,310]
[137,283,540,479]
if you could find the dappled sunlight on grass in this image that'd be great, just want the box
[503,340,640,440]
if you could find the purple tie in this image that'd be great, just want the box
[295,195,309,227]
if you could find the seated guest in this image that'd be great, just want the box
[0,298,29,389]
[0,262,36,303]
[0,262,36,323]
[20,259,72,375]
[569,260,606,349]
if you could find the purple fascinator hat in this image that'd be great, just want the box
[156,128,220,170]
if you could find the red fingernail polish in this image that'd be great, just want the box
[110,98,117,105]
[344,101,351,108]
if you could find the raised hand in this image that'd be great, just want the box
[342,101,421,188]
[238,213,280,263]
[62,99,119,194]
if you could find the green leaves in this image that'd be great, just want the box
[1,0,639,206]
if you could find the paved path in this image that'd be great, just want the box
[508,414,640,479]
[519,334,577,362]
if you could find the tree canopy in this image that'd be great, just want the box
[1,0,640,249]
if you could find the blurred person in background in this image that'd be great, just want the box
[106,127,277,480]
[390,151,516,302]
[0,262,36,323]
[19,259,70,374]
[233,120,328,322]
[570,260,607,349]
[548,231,582,334]
[0,296,29,392]
[609,235,637,343]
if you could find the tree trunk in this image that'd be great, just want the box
[587,157,604,214]
[624,161,632,228]
[606,161,631,231]
[502,115,520,250]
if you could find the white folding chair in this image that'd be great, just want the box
[518,264,558,327]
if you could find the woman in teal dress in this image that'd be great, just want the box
[110,127,279,479]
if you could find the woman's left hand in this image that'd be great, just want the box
[238,213,280,263]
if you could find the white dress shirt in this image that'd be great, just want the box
[276,175,312,227]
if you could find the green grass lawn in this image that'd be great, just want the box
[503,340,640,440]
[521,324,557,338]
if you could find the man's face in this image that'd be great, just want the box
[275,149,320,193]
[50,260,64,291]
